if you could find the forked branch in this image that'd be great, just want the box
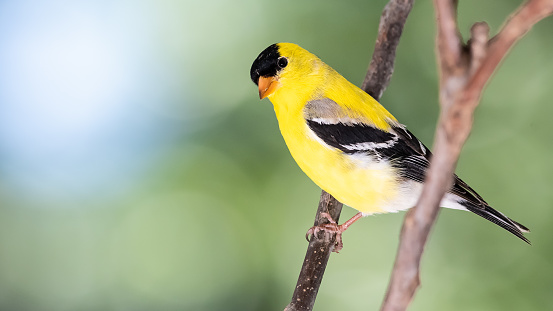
[380,1,553,310]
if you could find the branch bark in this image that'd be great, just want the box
[284,0,414,310]
[380,1,553,310]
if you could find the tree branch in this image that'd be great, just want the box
[284,0,414,310]
[380,1,553,310]
[283,191,343,311]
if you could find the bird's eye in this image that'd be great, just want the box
[277,57,288,69]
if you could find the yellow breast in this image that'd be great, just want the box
[275,107,399,215]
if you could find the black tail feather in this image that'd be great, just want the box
[512,220,530,233]
[461,202,531,245]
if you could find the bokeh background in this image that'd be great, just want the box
[1,0,552,310]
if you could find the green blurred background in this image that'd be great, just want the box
[1,0,552,310]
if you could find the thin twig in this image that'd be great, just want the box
[380,1,553,310]
[466,0,553,103]
[362,0,416,98]
[284,0,414,310]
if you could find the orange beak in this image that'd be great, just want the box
[258,76,280,99]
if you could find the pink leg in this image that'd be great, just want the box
[305,212,363,253]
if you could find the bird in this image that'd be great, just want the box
[250,43,530,251]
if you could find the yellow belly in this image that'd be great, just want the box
[280,120,399,214]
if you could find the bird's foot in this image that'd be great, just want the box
[305,212,349,253]
[305,212,364,253]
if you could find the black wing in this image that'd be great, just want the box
[305,118,429,182]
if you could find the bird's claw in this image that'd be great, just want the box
[305,212,344,253]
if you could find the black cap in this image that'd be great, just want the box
[250,44,280,85]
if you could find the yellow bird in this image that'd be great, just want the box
[250,43,529,251]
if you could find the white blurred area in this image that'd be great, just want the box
[0,2,175,201]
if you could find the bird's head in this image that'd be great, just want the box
[250,43,322,99]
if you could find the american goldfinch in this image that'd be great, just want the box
[250,43,529,250]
